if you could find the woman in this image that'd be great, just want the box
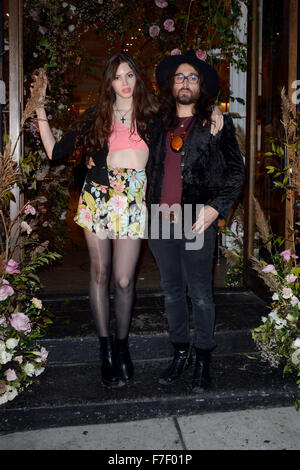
[34,53,157,388]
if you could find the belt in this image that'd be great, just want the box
[158,211,179,224]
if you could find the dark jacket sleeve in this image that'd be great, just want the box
[51,107,95,161]
[208,116,245,220]
[52,130,80,161]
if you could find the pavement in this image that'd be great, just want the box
[0,406,299,450]
[1,215,299,451]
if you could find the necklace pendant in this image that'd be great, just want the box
[121,116,126,124]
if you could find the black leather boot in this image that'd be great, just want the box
[159,342,192,385]
[115,337,134,382]
[100,336,123,388]
[192,348,211,392]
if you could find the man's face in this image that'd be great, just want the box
[172,63,200,105]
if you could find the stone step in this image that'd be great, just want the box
[0,352,297,435]
[39,289,268,363]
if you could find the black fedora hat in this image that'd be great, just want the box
[155,49,219,97]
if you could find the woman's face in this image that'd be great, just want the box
[112,62,136,100]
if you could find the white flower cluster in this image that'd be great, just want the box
[262,309,287,330]
[0,335,48,405]
[291,338,300,366]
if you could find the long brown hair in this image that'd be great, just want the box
[74,53,158,150]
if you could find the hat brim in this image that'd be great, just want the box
[155,50,219,97]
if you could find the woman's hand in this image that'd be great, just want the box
[192,205,219,233]
[30,69,48,110]
[87,157,95,169]
[210,105,223,136]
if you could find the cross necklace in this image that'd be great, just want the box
[114,106,132,124]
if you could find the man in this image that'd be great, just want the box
[147,50,245,392]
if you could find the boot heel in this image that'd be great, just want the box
[115,337,134,382]
[100,336,124,388]
[159,342,192,385]
[192,348,211,393]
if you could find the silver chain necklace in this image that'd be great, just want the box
[114,107,132,124]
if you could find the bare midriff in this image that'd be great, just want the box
[107,119,149,169]
[107,148,149,170]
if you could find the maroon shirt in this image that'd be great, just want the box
[160,116,194,207]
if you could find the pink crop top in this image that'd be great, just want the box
[108,119,148,152]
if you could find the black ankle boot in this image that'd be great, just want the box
[159,342,192,385]
[115,337,134,382]
[192,348,211,393]
[100,336,123,387]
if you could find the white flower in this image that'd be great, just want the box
[268,309,287,329]
[68,24,75,32]
[272,293,279,301]
[290,296,300,307]
[0,350,13,365]
[34,367,45,377]
[0,394,8,405]
[24,362,35,377]
[6,385,18,401]
[291,348,300,365]
[6,338,19,350]
[292,338,300,349]
[261,316,267,323]
[32,297,42,309]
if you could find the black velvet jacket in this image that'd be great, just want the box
[146,114,245,222]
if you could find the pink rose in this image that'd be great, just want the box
[4,369,18,382]
[75,56,81,65]
[285,274,297,283]
[280,249,291,261]
[24,204,36,215]
[149,25,160,38]
[5,259,21,275]
[195,49,207,61]
[14,355,23,364]
[282,287,293,299]
[171,48,182,55]
[38,26,47,35]
[36,347,48,362]
[21,221,32,235]
[10,312,31,335]
[163,19,175,32]
[262,264,277,274]
[155,0,168,7]
[0,280,14,301]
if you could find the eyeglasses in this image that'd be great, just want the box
[174,73,200,84]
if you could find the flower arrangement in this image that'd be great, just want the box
[0,74,61,405]
[249,193,300,410]
[249,88,300,410]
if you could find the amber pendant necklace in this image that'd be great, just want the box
[170,116,195,152]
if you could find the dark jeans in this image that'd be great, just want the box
[148,221,217,350]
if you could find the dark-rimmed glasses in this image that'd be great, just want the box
[174,73,200,84]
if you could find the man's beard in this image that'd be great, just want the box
[175,88,199,105]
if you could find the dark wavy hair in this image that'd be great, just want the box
[159,65,215,130]
[74,53,158,150]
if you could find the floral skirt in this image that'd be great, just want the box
[74,165,147,239]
